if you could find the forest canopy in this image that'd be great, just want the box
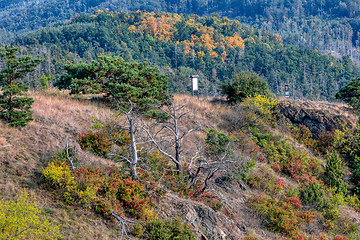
[15,11,360,101]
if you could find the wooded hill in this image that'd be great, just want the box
[2,0,360,68]
[14,11,360,101]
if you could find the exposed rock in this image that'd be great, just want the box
[275,99,357,138]
[156,193,245,240]
[155,193,278,240]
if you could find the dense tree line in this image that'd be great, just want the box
[15,11,360,100]
[2,0,360,67]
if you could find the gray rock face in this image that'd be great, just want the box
[156,193,245,240]
[275,100,355,139]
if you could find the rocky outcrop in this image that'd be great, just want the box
[275,100,357,138]
[156,193,277,240]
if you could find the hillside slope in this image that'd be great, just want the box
[1,90,360,239]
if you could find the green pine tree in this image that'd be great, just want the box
[324,151,347,195]
[55,55,169,112]
[0,46,42,126]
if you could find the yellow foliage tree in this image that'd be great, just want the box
[226,32,245,50]
[201,33,216,51]
[0,190,61,239]
[197,51,205,58]
[128,25,136,33]
[141,14,180,41]
[210,52,218,58]
[221,51,227,62]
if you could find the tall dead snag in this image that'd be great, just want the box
[189,128,248,196]
[65,137,77,172]
[109,101,140,181]
[142,102,195,174]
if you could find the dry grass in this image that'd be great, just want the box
[174,94,230,130]
[0,91,231,239]
[0,90,118,239]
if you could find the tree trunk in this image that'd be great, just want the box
[129,117,138,181]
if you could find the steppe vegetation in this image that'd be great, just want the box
[1,85,360,239]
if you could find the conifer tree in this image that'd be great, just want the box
[55,55,169,112]
[324,151,347,195]
[0,46,41,126]
[336,78,360,110]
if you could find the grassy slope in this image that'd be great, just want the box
[0,90,118,239]
[1,90,359,239]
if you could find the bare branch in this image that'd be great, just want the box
[108,153,132,164]
[111,211,137,240]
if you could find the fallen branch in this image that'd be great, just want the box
[111,211,138,240]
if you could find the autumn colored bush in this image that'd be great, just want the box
[261,138,322,183]
[0,190,61,239]
[43,152,155,220]
[333,236,348,240]
[317,130,336,155]
[78,131,112,157]
[247,167,284,196]
[248,194,315,237]
[291,125,317,148]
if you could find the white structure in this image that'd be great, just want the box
[191,75,199,96]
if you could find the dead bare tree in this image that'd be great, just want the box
[65,137,76,172]
[108,101,140,181]
[141,102,196,174]
[188,129,250,196]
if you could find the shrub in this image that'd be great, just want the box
[248,194,315,237]
[291,125,317,148]
[220,71,273,103]
[78,131,112,157]
[0,190,61,239]
[334,236,348,240]
[116,178,153,218]
[317,130,336,155]
[241,235,258,240]
[148,217,196,240]
[247,167,284,196]
[205,128,232,156]
[242,94,277,115]
[261,138,322,183]
[43,152,155,219]
[299,179,325,206]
